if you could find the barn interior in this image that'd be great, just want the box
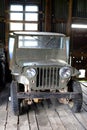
[0,0,87,129]
[0,0,87,81]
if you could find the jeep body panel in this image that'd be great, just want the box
[9,32,83,115]
[9,32,79,91]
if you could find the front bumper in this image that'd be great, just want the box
[17,91,82,99]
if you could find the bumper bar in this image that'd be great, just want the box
[17,92,81,99]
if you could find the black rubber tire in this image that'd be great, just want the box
[10,81,21,116]
[67,79,83,113]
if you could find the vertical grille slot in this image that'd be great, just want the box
[36,67,59,89]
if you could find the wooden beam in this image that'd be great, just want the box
[6,20,39,24]
[53,18,66,23]
[5,0,10,51]
[45,0,52,32]
[66,0,73,36]
[72,17,87,24]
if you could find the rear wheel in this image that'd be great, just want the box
[10,81,22,116]
[67,80,83,112]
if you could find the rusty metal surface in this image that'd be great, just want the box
[17,91,81,99]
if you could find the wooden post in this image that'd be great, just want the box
[45,0,52,32]
[5,0,9,51]
[66,0,73,36]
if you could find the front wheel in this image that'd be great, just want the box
[10,81,22,116]
[67,80,83,112]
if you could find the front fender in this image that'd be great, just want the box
[72,67,80,77]
[18,75,29,85]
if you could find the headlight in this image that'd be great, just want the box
[26,68,36,78]
[59,67,72,79]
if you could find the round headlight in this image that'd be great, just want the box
[59,67,72,79]
[26,68,36,78]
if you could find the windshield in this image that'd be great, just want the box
[18,35,65,49]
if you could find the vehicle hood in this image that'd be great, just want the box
[16,59,69,68]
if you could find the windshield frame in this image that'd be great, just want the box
[16,34,66,49]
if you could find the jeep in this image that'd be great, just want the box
[8,32,83,115]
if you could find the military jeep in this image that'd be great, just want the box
[9,32,83,115]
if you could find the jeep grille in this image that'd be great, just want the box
[36,67,59,89]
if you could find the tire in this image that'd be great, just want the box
[67,79,83,113]
[10,81,21,116]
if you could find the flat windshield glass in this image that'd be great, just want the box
[18,35,65,49]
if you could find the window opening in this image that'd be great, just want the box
[9,4,39,31]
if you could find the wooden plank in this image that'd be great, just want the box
[83,103,87,112]
[0,104,8,130]
[80,83,87,112]
[81,83,87,95]
[2,84,18,130]
[51,99,76,130]
[5,101,18,130]
[19,113,30,130]
[45,0,52,32]
[82,84,87,110]
[81,83,87,106]
[74,109,87,129]
[28,104,39,130]
[83,93,87,103]
[0,85,9,130]
[35,102,52,130]
[51,98,85,130]
[66,0,73,36]
[56,108,84,130]
[79,109,87,123]
[43,99,66,130]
